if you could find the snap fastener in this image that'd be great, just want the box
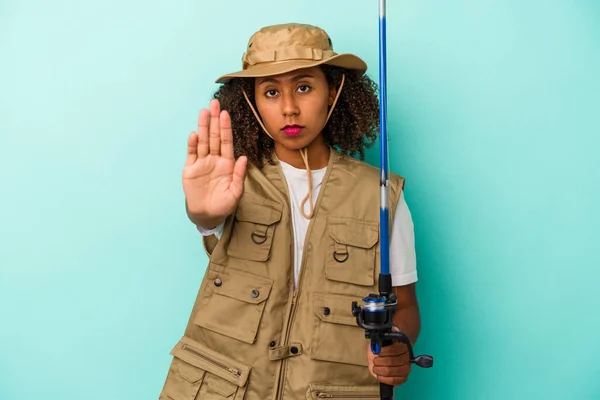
[251,289,260,298]
[290,346,299,355]
[269,341,276,347]
[213,278,222,287]
[323,307,331,315]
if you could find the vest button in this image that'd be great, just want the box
[213,278,222,287]
[323,307,331,315]
[251,289,260,298]
[290,346,299,354]
[269,341,276,347]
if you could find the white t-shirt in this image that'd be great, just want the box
[198,160,418,287]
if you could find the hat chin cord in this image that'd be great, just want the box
[242,73,346,219]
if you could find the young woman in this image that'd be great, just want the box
[160,23,421,400]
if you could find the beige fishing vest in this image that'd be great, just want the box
[160,149,405,400]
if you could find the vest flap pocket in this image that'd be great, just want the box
[212,268,273,305]
[228,196,283,262]
[313,292,359,326]
[161,356,206,400]
[327,217,379,248]
[173,357,205,383]
[195,266,274,344]
[311,292,369,367]
[170,336,251,388]
[203,374,237,397]
[326,217,379,287]
[306,384,379,399]
[235,197,282,225]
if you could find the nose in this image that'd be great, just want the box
[281,89,299,117]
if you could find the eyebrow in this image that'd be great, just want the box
[257,74,315,85]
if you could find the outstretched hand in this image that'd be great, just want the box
[183,99,247,228]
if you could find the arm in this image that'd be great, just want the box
[368,191,420,386]
[192,206,226,256]
[390,190,420,344]
[392,283,421,345]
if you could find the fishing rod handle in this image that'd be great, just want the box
[380,382,394,399]
[379,333,395,400]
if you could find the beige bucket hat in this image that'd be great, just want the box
[215,23,368,83]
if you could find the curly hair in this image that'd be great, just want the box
[213,65,380,168]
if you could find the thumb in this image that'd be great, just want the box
[230,156,248,197]
[367,342,377,378]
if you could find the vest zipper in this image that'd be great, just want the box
[275,273,298,399]
[181,343,241,378]
[276,232,310,399]
[315,392,379,399]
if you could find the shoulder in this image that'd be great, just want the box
[335,152,379,177]
[335,152,405,189]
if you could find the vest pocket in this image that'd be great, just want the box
[227,196,283,262]
[326,217,379,286]
[161,336,250,400]
[311,292,369,367]
[306,384,379,399]
[194,266,274,344]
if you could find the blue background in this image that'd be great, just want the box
[1,0,599,398]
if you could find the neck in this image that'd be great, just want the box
[275,136,330,169]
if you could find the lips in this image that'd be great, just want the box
[282,125,304,136]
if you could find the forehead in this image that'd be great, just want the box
[255,67,326,85]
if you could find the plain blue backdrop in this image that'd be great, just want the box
[1,0,599,399]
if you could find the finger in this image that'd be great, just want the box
[220,110,234,159]
[185,132,198,166]
[369,363,377,379]
[366,343,377,377]
[373,364,411,377]
[373,354,409,367]
[377,343,408,357]
[377,376,407,387]
[209,99,221,155]
[197,109,209,157]
[230,156,247,198]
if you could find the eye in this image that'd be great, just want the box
[297,85,312,93]
[264,89,278,98]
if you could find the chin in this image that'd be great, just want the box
[279,134,319,150]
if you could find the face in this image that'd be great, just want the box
[254,67,336,153]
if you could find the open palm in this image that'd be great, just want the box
[183,99,247,226]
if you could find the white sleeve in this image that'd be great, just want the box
[196,221,225,240]
[389,190,418,286]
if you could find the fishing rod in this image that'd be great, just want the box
[351,1,433,399]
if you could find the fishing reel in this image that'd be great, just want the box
[351,293,434,368]
[352,280,433,400]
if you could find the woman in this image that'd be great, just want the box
[161,23,421,400]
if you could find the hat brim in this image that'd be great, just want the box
[215,53,367,83]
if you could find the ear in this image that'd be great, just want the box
[328,84,337,106]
